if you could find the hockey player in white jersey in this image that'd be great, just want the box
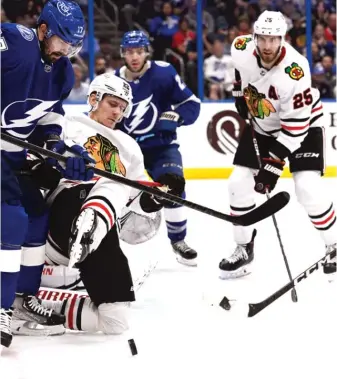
[35,74,168,334]
[219,11,337,278]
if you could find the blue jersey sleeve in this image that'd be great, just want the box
[1,23,27,70]
[164,64,201,126]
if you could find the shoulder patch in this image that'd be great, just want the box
[16,25,34,42]
[154,61,170,67]
[234,37,252,51]
[285,62,304,81]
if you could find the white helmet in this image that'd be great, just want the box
[88,73,133,118]
[253,11,288,38]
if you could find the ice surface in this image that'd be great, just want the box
[1,178,337,379]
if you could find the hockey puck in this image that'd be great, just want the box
[219,296,231,310]
[128,339,138,356]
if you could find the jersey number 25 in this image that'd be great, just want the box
[293,88,313,109]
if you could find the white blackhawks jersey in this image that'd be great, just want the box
[231,35,324,155]
[47,113,147,232]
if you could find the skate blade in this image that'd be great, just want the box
[12,320,65,336]
[176,255,197,267]
[219,263,252,280]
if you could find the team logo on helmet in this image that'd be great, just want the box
[243,84,276,120]
[16,25,34,41]
[84,134,126,176]
[57,1,71,17]
[234,37,252,51]
[285,63,304,81]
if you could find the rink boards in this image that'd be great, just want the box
[64,101,337,179]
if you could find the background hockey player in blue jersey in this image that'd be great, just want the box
[115,31,201,266]
[0,0,95,348]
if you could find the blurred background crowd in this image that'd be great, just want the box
[1,0,336,102]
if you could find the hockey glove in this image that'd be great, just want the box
[46,136,95,181]
[233,81,249,120]
[157,111,181,133]
[254,157,285,194]
[18,152,62,191]
[139,173,185,212]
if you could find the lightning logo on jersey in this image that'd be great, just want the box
[1,99,58,137]
[124,95,158,135]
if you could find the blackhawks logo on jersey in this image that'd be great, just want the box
[84,133,126,176]
[243,84,276,120]
[234,37,252,50]
[285,62,304,81]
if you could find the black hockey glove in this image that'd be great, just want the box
[139,173,186,212]
[254,157,285,194]
[18,152,62,191]
[233,80,249,120]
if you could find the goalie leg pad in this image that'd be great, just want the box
[78,226,135,306]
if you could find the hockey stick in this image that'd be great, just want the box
[249,119,298,303]
[219,247,336,317]
[1,132,290,226]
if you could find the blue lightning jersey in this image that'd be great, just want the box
[115,61,200,147]
[1,23,74,155]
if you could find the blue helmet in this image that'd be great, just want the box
[38,0,85,54]
[120,30,150,52]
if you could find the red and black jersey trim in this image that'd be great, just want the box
[81,195,116,230]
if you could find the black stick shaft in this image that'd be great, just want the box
[250,119,298,303]
[248,248,336,317]
[1,132,244,224]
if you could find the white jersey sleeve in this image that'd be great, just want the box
[271,59,314,160]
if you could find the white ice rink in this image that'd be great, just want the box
[1,178,337,379]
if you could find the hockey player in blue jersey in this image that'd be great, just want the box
[115,31,201,266]
[0,0,95,348]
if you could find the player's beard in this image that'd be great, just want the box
[257,46,281,66]
[39,39,53,64]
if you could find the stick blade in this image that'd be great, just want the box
[234,191,290,226]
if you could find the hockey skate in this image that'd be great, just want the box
[12,293,65,336]
[0,308,13,348]
[68,208,107,269]
[323,243,337,277]
[219,229,257,279]
[172,240,197,266]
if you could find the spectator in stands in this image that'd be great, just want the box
[312,0,331,28]
[324,13,336,42]
[95,54,108,76]
[321,55,336,81]
[313,23,335,58]
[204,38,234,100]
[287,12,306,53]
[171,17,196,60]
[67,64,90,103]
[98,38,114,65]
[223,27,238,54]
[312,65,334,98]
[236,14,251,35]
[150,1,180,60]
[185,0,215,33]
[311,41,325,65]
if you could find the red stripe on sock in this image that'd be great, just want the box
[312,210,335,226]
[67,296,77,330]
